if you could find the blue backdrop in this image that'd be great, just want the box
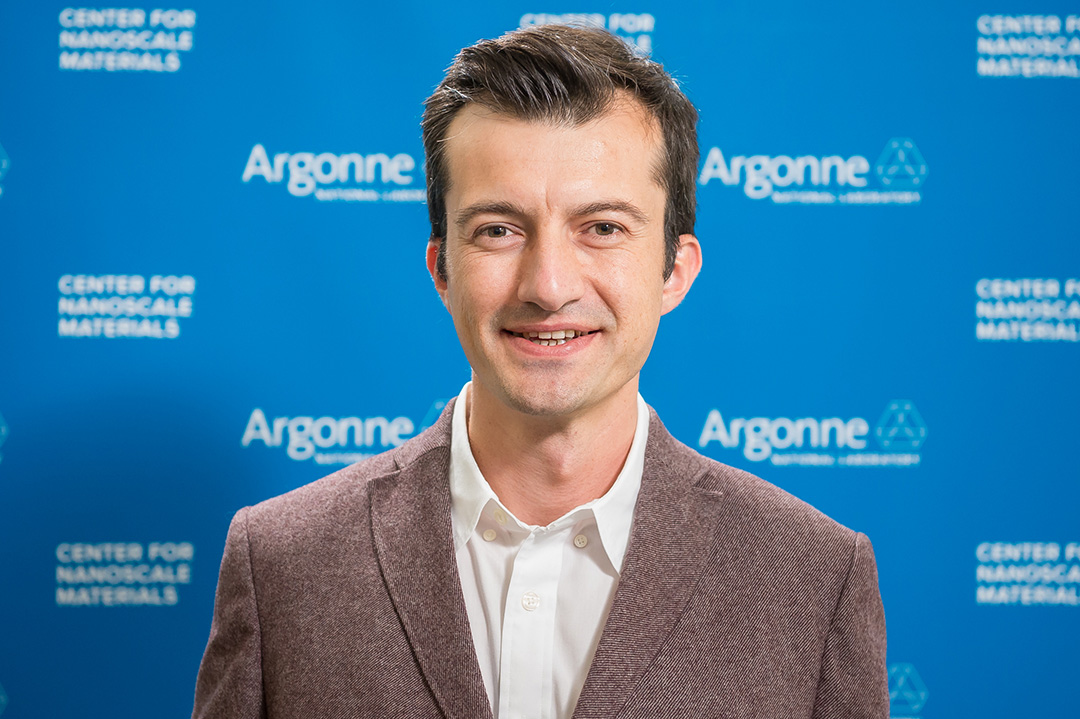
[1,2,1078,717]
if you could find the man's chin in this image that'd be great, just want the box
[501,389,587,418]
[481,380,592,419]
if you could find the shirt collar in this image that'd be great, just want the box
[448,381,649,575]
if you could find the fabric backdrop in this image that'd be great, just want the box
[1,2,1077,717]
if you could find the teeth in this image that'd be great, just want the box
[511,329,591,344]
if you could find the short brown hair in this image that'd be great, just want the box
[422,24,699,279]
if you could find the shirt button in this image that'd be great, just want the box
[573,534,588,548]
[521,592,541,611]
[482,529,497,542]
[493,508,508,525]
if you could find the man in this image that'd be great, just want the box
[194,24,887,719]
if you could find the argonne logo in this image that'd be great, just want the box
[241,399,450,466]
[241,143,424,203]
[698,137,927,205]
[698,400,927,467]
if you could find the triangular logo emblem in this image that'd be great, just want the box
[874,138,928,189]
[888,663,929,715]
[874,400,928,451]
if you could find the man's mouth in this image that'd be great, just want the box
[507,329,598,347]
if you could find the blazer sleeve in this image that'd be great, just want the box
[192,507,266,719]
[811,531,889,719]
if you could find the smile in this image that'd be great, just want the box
[507,329,598,347]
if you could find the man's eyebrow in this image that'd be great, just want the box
[453,199,651,230]
[454,201,526,230]
[571,200,650,225]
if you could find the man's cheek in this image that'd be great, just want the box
[450,296,482,342]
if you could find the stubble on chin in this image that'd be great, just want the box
[506,385,589,417]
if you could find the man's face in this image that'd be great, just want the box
[428,97,700,419]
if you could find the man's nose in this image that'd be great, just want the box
[516,232,586,312]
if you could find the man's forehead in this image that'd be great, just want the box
[441,95,665,201]
[445,92,660,137]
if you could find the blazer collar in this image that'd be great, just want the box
[572,408,727,718]
[370,398,493,719]
[371,399,726,719]
[447,382,650,575]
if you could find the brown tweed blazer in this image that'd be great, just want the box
[193,401,887,719]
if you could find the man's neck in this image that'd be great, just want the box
[465,378,640,526]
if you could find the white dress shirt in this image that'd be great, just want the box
[449,382,649,719]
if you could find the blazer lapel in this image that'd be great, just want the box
[370,402,493,719]
[573,410,727,719]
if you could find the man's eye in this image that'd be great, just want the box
[481,226,510,238]
[593,223,619,236]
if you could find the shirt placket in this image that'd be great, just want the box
[497,525,567,719]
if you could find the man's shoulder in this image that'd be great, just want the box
[702,453,856,542]
[651,415,861,552]
[660,437,869,604]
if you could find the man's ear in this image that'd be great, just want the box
[661,234,702,315]
[426,237,450,310]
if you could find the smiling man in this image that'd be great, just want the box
[194,25,887,719]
